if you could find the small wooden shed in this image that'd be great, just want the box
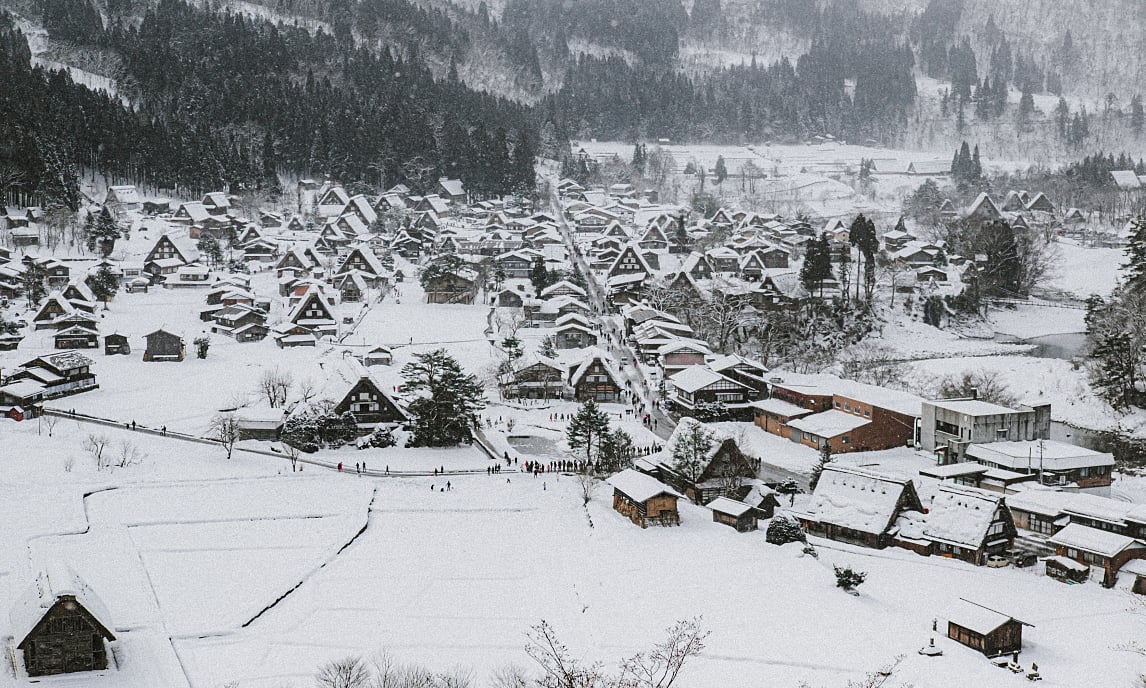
[13,570,115,677]
[1045,555,1089,584]
[104,333,131,356]
[707,496,757,532]
[946,599,1030,658]
[606,469,681,528]
[142,329,184,362]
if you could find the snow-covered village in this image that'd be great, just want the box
[5,1,1146,688]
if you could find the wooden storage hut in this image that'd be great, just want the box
[946,599,1029,658]
[1045,555,1090,584]
[607,469,681,528]
[707,496,757,532]
[103,333,130,356]
[142,329,185,362]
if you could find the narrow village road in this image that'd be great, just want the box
[549,185,675,441]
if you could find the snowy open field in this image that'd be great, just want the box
[3,415,1146,688]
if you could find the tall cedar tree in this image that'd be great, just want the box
[671,419,714,502]
[566,399,611,465]
[799,233,834,298]
[401,349,487,446]
[1122,217,1146,292]
[809,443,832,491]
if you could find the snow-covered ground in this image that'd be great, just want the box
[3,416,1145,688]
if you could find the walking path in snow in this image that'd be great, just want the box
[42,407,505,478]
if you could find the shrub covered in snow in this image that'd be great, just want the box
[358,426,396,449]
[765,514,806,546]
[834,565,867,592]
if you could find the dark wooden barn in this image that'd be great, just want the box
[142,329,184,362]
[104,333,131,356]
[14,573,115,677]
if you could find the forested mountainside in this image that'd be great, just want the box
[1,0,546,208]
[6,0,1146,209]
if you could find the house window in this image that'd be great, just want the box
[996,428,1008,439]
[987,522,1005,536]
[864,410,870,417]
[844,403,851,411]
[834,401,841,409]
[842,436,850,444]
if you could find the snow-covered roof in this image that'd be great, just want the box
[607,469,681,502]
[965,441,1114,472]
[1049,523,1146,558]
[902,484,1004,550]
[787,410,870,438]
[771,372,922,417]
[11,563,114,646]
[748,397,813,418]
[799,465,915,535]
[946,599,1023,635]
[926,398,1022,416]
[708,496,754,518]
[670,366,732,394]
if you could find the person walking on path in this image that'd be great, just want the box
[338,462,343,472]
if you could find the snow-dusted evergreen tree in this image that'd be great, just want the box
[671,419,714,502]
[402,349,487,447]
[1121,217,1146,292]
[799,233,834,298]
[809,443,832,491]
[86,265,119,303]
[566,399,611,465]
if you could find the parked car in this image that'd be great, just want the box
[986,554,1010,568]
[1005,549,1038,568]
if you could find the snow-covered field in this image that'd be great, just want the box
[4,417,1145,688]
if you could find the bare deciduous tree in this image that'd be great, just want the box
[525,620,608,688]
[617,617,710,688]
[576,471,596,506]
[209,414,241,460]
[83,433,112,470]
[42,414,59,437]
[116,439,146,468]
[315,656,371,688]
[259,367,294,408]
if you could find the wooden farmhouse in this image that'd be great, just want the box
[893,485,1016,565]
[288,285,338,335]
[707,496,758,532]
[142,329,185,362]
[12,569,115,676]
[607,469,682,528]
[657,418,759,503]
[607,243,654,279]
[144,233,199,267]
[669,365,756,421]
[795,465,923,549]
[54,325,99,350]
[946,599,1030,658]
[423,269,477,305]
[5,352,98,400]
[1048,523,1146,587]
[569,351,624,402]
[501,356,566,400]
[331,375,407,430]
[554,315,598,349]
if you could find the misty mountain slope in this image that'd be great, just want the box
[858,0,1146,102]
